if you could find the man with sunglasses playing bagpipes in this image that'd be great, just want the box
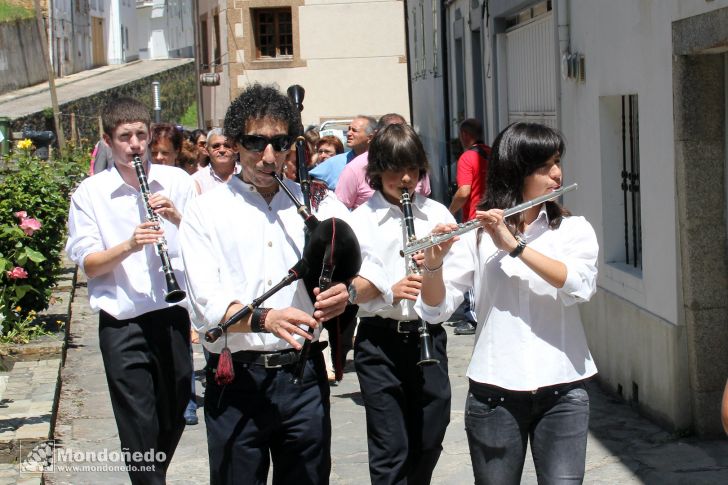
[179,83,355,485]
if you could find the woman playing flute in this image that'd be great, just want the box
[416,122,599,484]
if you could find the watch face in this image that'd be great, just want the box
[347,284,357,304]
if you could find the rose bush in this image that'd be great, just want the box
[0,143,89,340]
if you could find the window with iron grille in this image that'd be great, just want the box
[599,94,642,272]
[253,8,293,59]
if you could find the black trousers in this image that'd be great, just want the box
[354,320,451,485]
[204,349,331,485]
[98,306,192,485]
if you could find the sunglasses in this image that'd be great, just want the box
[210,142,232,150]
[238,134,294,153]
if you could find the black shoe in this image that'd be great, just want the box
[453,321,476,335]
[184,409,198,426]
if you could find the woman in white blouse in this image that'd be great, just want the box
[417,122,599,485]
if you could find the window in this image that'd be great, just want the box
[252,8,293,59]
[432,0,439,76]
[200,18,209,69]
[213,12,221,65]
[600,94,642,272]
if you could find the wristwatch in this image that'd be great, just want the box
[509,235,527,258]
[347,282,358,305]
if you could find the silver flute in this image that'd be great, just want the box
[132,155,186,303]
[400,183,578,257]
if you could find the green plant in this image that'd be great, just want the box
[0,1,34,22]
[0,141,89,340]
[180,102,198,128]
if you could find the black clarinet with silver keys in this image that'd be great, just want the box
[132,155,186,303]
[400,188,439,367]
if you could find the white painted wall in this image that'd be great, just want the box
[407,0,728,429]
[137,0,194,59]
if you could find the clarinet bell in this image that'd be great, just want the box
[417,325,439,367]
[164,272,187,303]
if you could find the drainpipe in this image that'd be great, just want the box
[192,0,204,128]
[556,0,570,130]
[403,2,414,124]
[440,0,452,197]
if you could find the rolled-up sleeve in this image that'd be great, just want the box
[66,185,104,274]
[415,232,474,324]
[557,217,599,306]
[179,199,240,330]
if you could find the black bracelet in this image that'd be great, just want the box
[509,236,527,258]
[250,307,271,333]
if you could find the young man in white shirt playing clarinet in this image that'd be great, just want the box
[347,123,456,484]
[66,97,197,485]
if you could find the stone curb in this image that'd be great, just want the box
[0,257,77,482]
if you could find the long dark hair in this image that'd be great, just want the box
[478,122,569,229]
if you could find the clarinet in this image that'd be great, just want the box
[132,155,186,303]
[400,188,438,366]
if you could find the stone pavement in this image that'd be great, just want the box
[0,261,75,485]
[36,271,728,484]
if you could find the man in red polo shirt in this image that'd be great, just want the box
[448,118,490,335]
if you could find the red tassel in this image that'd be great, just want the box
[215,346,235,386]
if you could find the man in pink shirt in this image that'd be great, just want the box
[336,113,431,209]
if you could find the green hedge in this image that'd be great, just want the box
[0,142,89,340]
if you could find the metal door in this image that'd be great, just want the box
[505,13,557,128]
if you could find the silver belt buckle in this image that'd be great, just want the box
[397,321,411,334]
[263,353,282,368]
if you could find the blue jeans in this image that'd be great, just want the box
[464,380,589,485]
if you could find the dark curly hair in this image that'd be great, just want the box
[478,122,569,229]
[366,123,429,191]
[224,83,302,142]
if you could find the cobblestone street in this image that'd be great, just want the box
[40,272,728,484]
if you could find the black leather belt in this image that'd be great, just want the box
[360,316,422,334]
[229,341,324,369]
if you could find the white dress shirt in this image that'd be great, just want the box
[66,162,196,319]
[415,207,599,391]
[179,177,350,353]
[192,162,241,194]
[349,191,456,321]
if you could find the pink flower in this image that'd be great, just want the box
[6,267,29,280]
[14,211,27,221]
[19,217,42,236]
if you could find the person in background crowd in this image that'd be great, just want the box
[447,118,491,336]
[187,128,210,169]
[722,379,728,435]
[176,140,200,176]
[417,122,599,485]
[336,113,431,211]
[191,128,240,194]
[314,135,344,167]
[89,139,113,174]
[309,115,376,190]
[304,125,321,168]
[150,123,183,167]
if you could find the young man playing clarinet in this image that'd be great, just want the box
[178,83,351,485]
[347,123,456,484]
[66,97,196,484]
